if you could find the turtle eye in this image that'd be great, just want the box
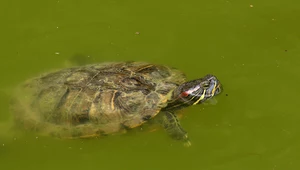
[202,81,210,89]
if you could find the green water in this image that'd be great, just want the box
[1,0,300,169]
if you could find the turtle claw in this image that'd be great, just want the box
[183,140,192,147]
[183,134,191,147]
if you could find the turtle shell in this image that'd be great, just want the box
[10,62,186,138]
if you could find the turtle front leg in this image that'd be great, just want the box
[159,111,191,147]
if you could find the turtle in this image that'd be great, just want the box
[10,61,222,146]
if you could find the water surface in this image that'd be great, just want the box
[1,0,300,170]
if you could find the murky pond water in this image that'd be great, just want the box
[1,0,300,170]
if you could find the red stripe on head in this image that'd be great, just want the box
[180,91,189,97]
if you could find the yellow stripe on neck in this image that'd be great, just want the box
[193,89,206,105]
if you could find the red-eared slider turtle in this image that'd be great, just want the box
[10,61,222,146]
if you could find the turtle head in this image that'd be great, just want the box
[165,74,222,110]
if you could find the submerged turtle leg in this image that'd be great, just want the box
[159,111,191,147]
